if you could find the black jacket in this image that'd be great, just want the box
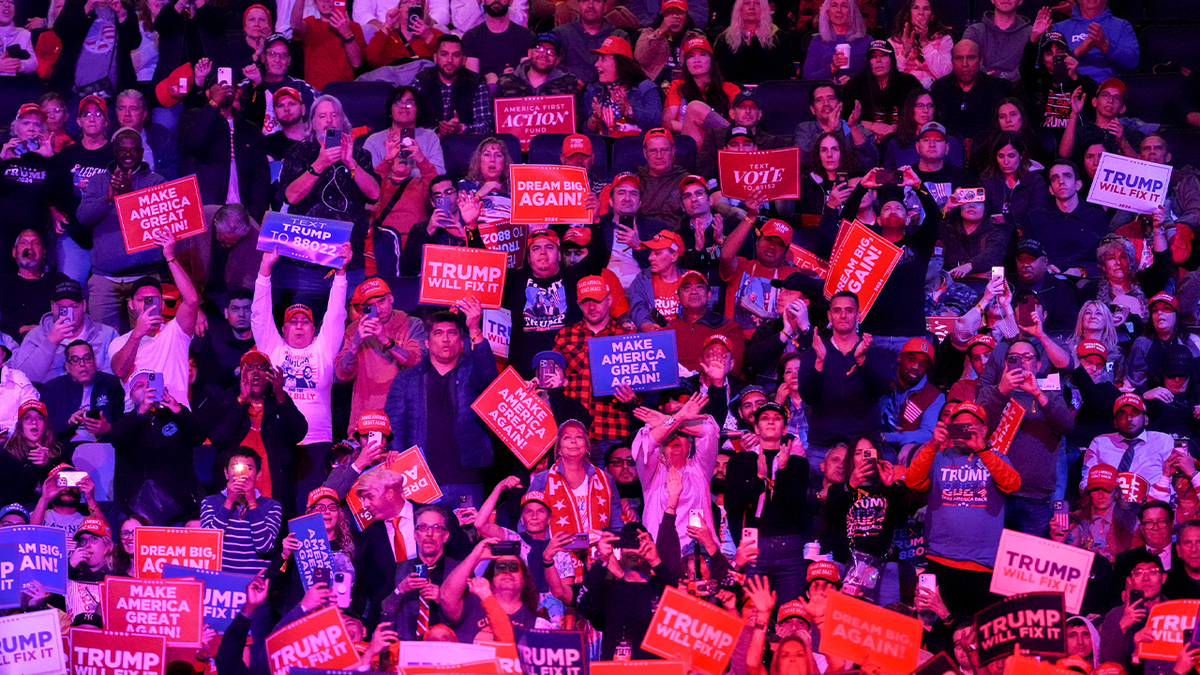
[151,1,226,85]
[49,0,139,96]
[726,451,810,541]
[208,390,309,517]
[180,103,272,221]
[39,371,124,441]
[110,405,208,513]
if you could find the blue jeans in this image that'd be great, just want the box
[57,235,91,286]
[746,534,807,604]
[1005,494,1052,538]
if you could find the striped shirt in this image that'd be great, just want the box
[199,491,282,574]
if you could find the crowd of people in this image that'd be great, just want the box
[1,0,1200,672]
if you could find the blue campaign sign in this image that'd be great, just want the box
[289,514,334,591]
[0,526,68,594]
[162,564,254,633]
[257,211,353,268]
[0,544,19,609]
[587,331,680,397]
[515,628,588,675]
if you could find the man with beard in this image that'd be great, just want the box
[1083,393,1174,501]
[906,402,1020,617]
[413,35,494,136]
[264,87,307,162]
[496,33,580,98]
[1012,237,1078,333]
[31,462,98,548]
[881,338,945,458]
[793,82,877,168]
[604,443,642,499]
[180,78,271,222]
[0,229,68,339]
[551,0,629,86]
[290,0,366,90]
[239,33,317,137]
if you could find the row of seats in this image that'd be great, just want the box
[437,132,699,179]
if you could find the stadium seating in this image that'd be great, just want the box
[439,133,524,178]
[322,81,395,133]
[753,80,819,137]
[528,133,609,178]
[609,133,698,175]
[1137,25,1200,73]
[1120,74,1186,127]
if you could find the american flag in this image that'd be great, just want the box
[1053,501,1069,531]
[903,398,922,424]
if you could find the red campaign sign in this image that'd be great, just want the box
[717,148,801,201]
[641,586,743,675]
[787,244,829,279]
[494,95,576,151]
[114,175,207,254]
[823,220,903,319]
[987,400,1027,455]
[1136,599,1200,660]
[102,577,204,647]
[1118,472,1151,503]
[926,316,958,341]
[510,165,592,224]
[390,446,444,505]
[418,244,508,309]
[265,605,358,675]
[471,367,558,469]
[70,628,167,675]
[134,527,222,579]
[478,221,528,269]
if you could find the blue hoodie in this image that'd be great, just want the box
[1053,5,1138,81]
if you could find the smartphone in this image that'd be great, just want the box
[918,573,936,591]
[56,470,87,488]
[1186,629,1196,645]
[954,187,986,203]
[363,303,378,321]
[688,509,703,528]
[86,408,102,420]
[367,430,382,447]
[834,170,848,184]
[741,527,759,548]
[145,296,161,316]
[618,214,635,230]
[861,446,878,461]
[433,195,453,215]
[178,76,188,94]
[564,532,590,550]
[147,371,165,401]
[231,461,251,478]
[333,0,345,7]
[414,563,428,579]
[459,495,474,510]
[217,67,233,87]
[876,169,902,185]
[947,423,973,440]
[1053,54,1068,83]
[406,4,422,24]
[325,127,342,150]
[538,358,557,383]
[1016,301,1035,327]
[58,305,74,322]
[333,571,352,608]
[991,266,1004,283]
[491,541,520,557]
[312,567,331,587]
[1130,589,1145,604]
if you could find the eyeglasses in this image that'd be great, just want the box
[309,503,340,513]
[534,45,557,55]
[914,102,935,110]
[1142,520,1171,529]
[67,354,95,365]
[493,561,521,574]
[244,363,271,373]
[609,458,637,467]
[392,100,416,108]
[120,530,137,540]
[81,111,105,119]
[1005,354,1038,364]
[416,524,448,533]
[1098,92,1124,102]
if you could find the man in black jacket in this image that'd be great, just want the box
[40,340,124,447]
[180,80,271,221]
[412,35,494,136]
[208,349,310,518]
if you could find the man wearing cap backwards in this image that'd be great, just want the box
[634,128,688,230]
[907,402,1020,616]
[107,232,201,412]
[600,172,671,289]
[337,276,426,431]
[1082,393,1174,501]
[668,268,745,374]
[1013,236,1080,332]
[977,338,1074,536]
[387,304,497,507]
[628,229,686,331]
[240,33,317,136]
[930,40,1013,141]
[881,338,945,456]
[962,0,1032,82]
[495,33,580,98]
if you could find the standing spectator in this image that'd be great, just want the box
[253,246,349,513]
[354,466,417,628]
[584,36,661,138]
[11,278,116,383]
[439,538,546,642]
[929,40,1014,142]
[263,88,307,161]
[289,0,365,90]
[634,129,688,230]
[0,104,57,263]
[412,35,494,136]
[0,0,36,75]
[279,95,380,305]
[551,0,628,86]
[379,505,459,640]
[1013,238,1079,333]
[55,94,110,284]
[962,0,1032,82]
[363,86,445,176]
[199,205,265,308]
[841,41,922,140]
[1098,551,1165,664]
[713,0,792,84]
[1053,0,1137,82]
[386,304,497,508]
[200,446,283,573]
[802,0,870,83]
[888,0,953,89]
[632,1,699,86]
[462,0,533,83]
[363,1,441,69]
[50,0,139,98]
[179,78,270,222]
[1059,77,1142,161]
[881,338,944,456]
[719,208,799,336]
[0,230,68,340]
[336,278,425,435]
[980,132,1050,231]
[111,368,204,522]
[745,273,817,384]
[1024,160,1110,279]
[1021,25,1096,143]
[41,339,122,447]
[114,90,179,179]
[107,233,200,410]
[238,33,317,137]
[428,0,528,36]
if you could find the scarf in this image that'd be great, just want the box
[546,465,612,535]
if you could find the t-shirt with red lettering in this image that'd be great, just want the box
[721,257,797,335]
[299,16,366,90]
[651,274,682,323]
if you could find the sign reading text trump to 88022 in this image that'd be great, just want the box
[1086,152,1173,215]
[587,331,679,397]
[258,212,354,268]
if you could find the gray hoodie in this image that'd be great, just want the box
[77,162,166,278]
[963,12,1033,82]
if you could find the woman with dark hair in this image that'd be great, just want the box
[113,513,150,576]
[940,191,1005,293]
[714,0,793,84]
[585,36,662,137]
[971,98,1053,175]
[441,537,545,643]
[661,36,739,146]
[880,88,964,169]
[799,130,863,216]
[979,131,1049,231]
[276,487,357,609]
[364,0,439,68]
[841,39,921,139]
[633,0,696,84]
[887,0,952,88]
[1126,292,1196,391]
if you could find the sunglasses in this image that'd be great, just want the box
[609,458,637,467]
[493,561,521,574]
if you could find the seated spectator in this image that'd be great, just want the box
[263,87,307,162]
[363,86,445,177]
[628,229,684,331]
[660,37,736,147]
[632,0,698,85]
[11,278,116,383]
[1084,235,1173,326]
[398,177,486,275]
[678,174,741,276]
[1111,135,1200,235]
[43,339,122,449]
[802,0,871,83]
[239,33,317,137]
[1024,160,1110,279]
[109,367,203,521]
[0,230,68,340]
[930,40,1014,142]
[0,503,29,526]
[585,36,661,138]
[201,446,283,573]
[882,90,965,171]
[412,35,494,136]
[428,0,528,36]
[1127,294,1200,391]
[799,133,861,221]
[1053,0,1137,82]
[179,77,271,221]
[112,514,149,576]
[1099,550,1165,664]
[114,89,178,179]
[551,0,629,87]
[979,131,1050,230]
[888,0,953,89]
[462,0,534,83]
[632,128,687,229]
[795,80,878,170]
[973,98,1054,174]
[697,90,788,180]
[459,136,513,224]
[0,390,47,505]
[495,32,580,99]
[1083,393,1173,501]
[841,40,922,140]
[363,0,441,69]
[1061,77,1143,162]
[290,0,365,90]
[962,0,1031,82]
[940,191,1006,291]
[1013,237,1079,333]
[914,122,969,207]
[378,503,459,639]
[68,515,114,581]
[369,129,441,266]
[668,269,745,375]
[713,0,792,84]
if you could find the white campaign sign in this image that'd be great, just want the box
[1086,152,1173,215]
[990,528,1095,614]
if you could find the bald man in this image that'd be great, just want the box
[930,39,1013,139]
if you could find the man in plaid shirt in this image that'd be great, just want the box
[554,275,638,464]
[412,35,495,136]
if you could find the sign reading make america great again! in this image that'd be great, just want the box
[587,331,680,396]
[114,175,207,254]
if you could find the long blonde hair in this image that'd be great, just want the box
[721,0,779,52]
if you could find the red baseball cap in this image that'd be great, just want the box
[951,402,987,425]
[17,103,45,120]
[1077,339,1108,360]
[760,219,793,246]
[966,334,997,352]
[307,487,340,509]
[18,400,47,420]
[611,172,641,191]
[356,277,392,304]
[703,334,733,353]
[239,348,272,369]
[807,560,840,584]
[562,133,592,157]
[591,35,633,60]
[577,276,607,302]
[284,304,313,324]
[521,491,551,510]
[662,0,688,12]
[679,174,706,192]
[642,230,683,252]
[644,127,673,144]
[357,410,393,436]
[679,269,708,286]
[778,600,811,624]
[75,515,111,539]
[900,337,934,361]
[1114,393,1145,414]
[274,86,303,105]
[529,229,561,247]
[78,94,108,118]
[1087,464,1118,492]
[682,36,712,55]
[1149,292,1178,312]
[563,227,591,246]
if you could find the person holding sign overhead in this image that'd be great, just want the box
[719,194,799,336]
